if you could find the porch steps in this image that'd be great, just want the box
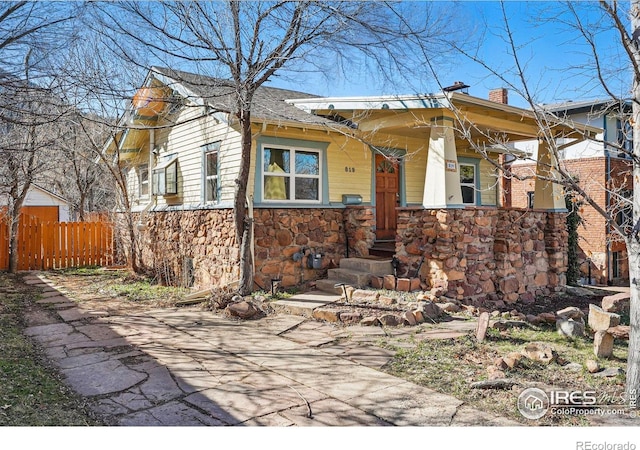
[316,257,394,295]
[369,239,396,258]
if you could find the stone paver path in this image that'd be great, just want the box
[20,273,519,426]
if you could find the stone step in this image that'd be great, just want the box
[327,268,371,288]
[315,279,350,295]
[271,292,341,317]
[339,257,393,276]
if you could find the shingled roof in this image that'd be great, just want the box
[151,67,337,127]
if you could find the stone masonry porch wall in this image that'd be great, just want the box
[395,207,568,303]
[134,209,239,290]
[253,208,349,290]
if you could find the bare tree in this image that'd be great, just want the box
[89,0,458,294]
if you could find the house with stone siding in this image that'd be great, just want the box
[509,99,632,286]
[107,67,599,304]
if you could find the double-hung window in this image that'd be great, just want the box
[202,142,220,203]
[152,155,178,196]
[138,164,149,198]
[262,146,321,202]
[459,163,476,205]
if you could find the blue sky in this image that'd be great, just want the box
[268,1,629,109]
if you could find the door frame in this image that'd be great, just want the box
[371,147,406,240]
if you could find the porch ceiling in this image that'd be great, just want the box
[314,93,601,148]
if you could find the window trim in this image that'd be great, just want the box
[152,155,178,196]
[138,164,149,199]
[458,157,481,206]
[202,141,221,204]
[257,139,328,205]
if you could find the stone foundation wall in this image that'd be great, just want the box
[343,206,376,257]
[135,209,239,290]
[253,208,348,290]
[396,207,568,303]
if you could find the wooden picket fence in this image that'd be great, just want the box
[0,216,114,271]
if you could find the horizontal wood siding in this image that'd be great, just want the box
[479,158,498,206]
[155,105,243,207]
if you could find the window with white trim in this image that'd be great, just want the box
[459,163,476,205]
[262,146,321,202]
[202,142,220,203]
[138,164,149,198]
[152,155,178,196]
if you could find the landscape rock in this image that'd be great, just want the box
[556,318,585,339]
[378,314,403,327]
[592,367,625,378]
[607,325,630,340]
[565,286,597,297]
[588,304,620,332]
[312,308,341,322]
[503,352,523,369]
[437,302,461,313]
[379,296,396,306]
[586,359,601,373]
[564,362,583,372]
[556,306,584,320]
[521,342,556,364]
[594,331,614,359]
[416,301,441,321]
[226,301,259,319]
[494,357,508,370]
[526,314,542,325]
[475,312,490,342]
[338,312,362,325]
[412,309,425,324]
[403,310,417,326]
[360,316,380,327]
[601,292,630,315]
[351,289,380,303]
[538,312,556,324]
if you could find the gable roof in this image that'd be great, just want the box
[150,67,338,128]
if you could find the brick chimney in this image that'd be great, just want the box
[489,88,508,104]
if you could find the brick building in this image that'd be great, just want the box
[509,100,632,285]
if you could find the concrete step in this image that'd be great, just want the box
[271,292,341,317]
[339,257,393,276]
[315,278,351,295]
[327,268,371,288]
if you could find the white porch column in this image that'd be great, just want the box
[423,118,463,208]
[533,138,565,210]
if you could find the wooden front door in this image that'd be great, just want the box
[375,154,399,240]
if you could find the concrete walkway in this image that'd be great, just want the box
[21,273,518,426]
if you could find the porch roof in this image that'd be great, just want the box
[288,92,602,149]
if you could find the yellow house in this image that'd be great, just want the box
[110,68,599,302]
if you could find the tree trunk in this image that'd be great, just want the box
[626,238,640,403]
[236,107,254,295]
[628,2,640,402]
[7,213,20,273]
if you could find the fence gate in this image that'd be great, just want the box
[0,216,114,271]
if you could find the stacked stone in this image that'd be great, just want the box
[134,209,238,289]
[343,206,376,257]
[395,207,568,304]
[588,304,621,358]
[253,208,348,289]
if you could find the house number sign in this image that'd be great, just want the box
[445,160,457,172]
[345,167,356,173]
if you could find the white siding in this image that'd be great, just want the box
[128,103,243,210]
